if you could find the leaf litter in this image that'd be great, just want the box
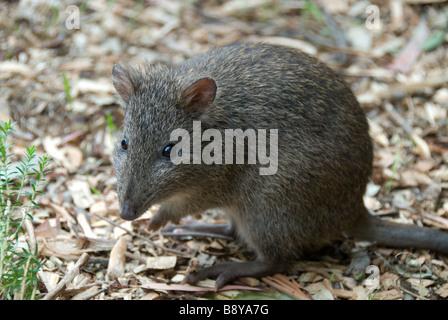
[1,0,447,300]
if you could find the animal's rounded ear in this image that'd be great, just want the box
[112,64,134,104]
[180,78,217,115]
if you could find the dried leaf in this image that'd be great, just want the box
[140,292,161,300]
[42,137,83,172]
[77,210,97,238]
[406,278,434,289]
[388,18,429,73]
[333,289,357,300]
[411,133,431,159]
[435,283,448,298]
[401,168,433,186]
[39,237,115,259]
[89,201,108,215]
[304,281,334,300]
[422,212,448,230]
[38,271,60,292]
[34,219,60,238]
[71,286,101,300]
[71,78,115,97]
[263,274,313,300]
[0,61,37,78]
[373,289,403,300]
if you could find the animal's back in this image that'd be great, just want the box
[175,42,373,255]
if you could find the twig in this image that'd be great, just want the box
[20,256,33,300]
[399,284,429,300]
[422,211,448,230]
[21,208,38,300]
[384,103,432,159]
[22,210,37,254]
[80,281,115,300]
[161,231,234,241]
[384,103,413,135]
[41,253,90,300]
[375,252,436,280]
[93,214,192,257]
[262,274,312,300]
[63,280,114,295]
[377,74,448,100]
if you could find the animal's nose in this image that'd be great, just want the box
[119,200,138,221]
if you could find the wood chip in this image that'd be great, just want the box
[107,237,128,279]
[42,137,83,172]
[34,219,60,238]
[67,179,95,209]
[140,292,161,300]
[373,289,403,300]
[145,256,177,270]
[304,281,335,300]
[42,253,90,300]
[387,18,428,73]
[0,61,37,78]
[333,289,358,300]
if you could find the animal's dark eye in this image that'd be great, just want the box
[121,138,128,150]
[161,144,174,159]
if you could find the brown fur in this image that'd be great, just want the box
[112,42,448,289]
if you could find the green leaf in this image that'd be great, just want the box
[106,113,118,133]
[304,0,324,22]
[0,119,50,300]
[423,30,445,51]
[62,72,73,104]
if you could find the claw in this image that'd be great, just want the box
[183,260,285,291]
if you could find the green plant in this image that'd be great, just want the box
[384,154,400,193]
[0,120,51,300]
[128,0,144,28]
[300,0,331,38]
[304,0,324,22]
[106,113,118,134]
[62,72,73,104]
[45,5,60,33]
[86,174,100,196]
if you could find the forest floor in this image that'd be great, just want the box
[1,0,448,300]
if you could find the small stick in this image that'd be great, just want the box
[41,253,90,300]
[93,214,192,257]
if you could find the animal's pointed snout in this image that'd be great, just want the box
[119,200,138,221]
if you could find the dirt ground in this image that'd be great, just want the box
[1,0,448,300]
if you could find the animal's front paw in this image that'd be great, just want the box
[147,208,169,231]
[147,218,165,231]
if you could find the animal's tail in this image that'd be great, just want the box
[347,209,448,255]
